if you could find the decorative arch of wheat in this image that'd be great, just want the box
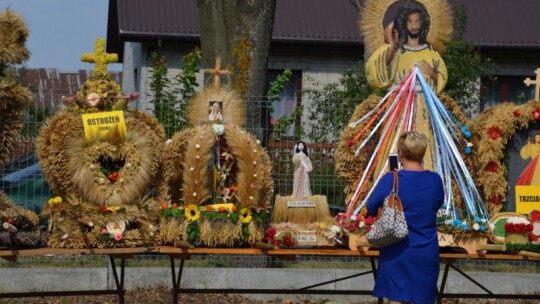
[469,99,540,215]
[162,124,273,208]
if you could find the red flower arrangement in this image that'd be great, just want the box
[485,161,498,172]
[281,233,295,247]
[504,218,533,233]
[265,226,296,248]
[512,109,520,117]
[334,213,376,235]
[364,215,376,231]
[533,108,540,121]
[488,194,503,206]
[487,126,502,139]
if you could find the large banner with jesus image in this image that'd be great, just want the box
[507,128,540,214]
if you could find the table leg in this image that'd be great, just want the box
[170,256,186,304]
[448,263,494,295]
[370,257,377,279]
[108,255,126,304]
[438,262,451,304]
[369,257,382,303]
[299,270,374,290]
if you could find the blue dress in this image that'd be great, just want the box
[367,170,444,303]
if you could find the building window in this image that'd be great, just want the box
[481,75,534,110]
[263,70,302,143]
[133,67,139,91]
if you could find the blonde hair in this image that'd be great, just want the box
[398,131,428,163]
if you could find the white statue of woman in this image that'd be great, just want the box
[292,141,312,198]
[208,102,223,123]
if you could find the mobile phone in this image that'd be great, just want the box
[388,153,399,171]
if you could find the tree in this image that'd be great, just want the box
[303,62,384,144]
[148,49,201,138]
[196,0,276,137]
[442,2,497,118]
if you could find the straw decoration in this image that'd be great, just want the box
[181,125,216,206]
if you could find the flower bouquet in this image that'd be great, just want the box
[437,209,493,242]
[436,209,492,253]
[264,222,336,248]
[504,217,533,244]
[97,221,126,247]
[265,226,296,248]
[334,213,375,238]
[159,201,270,247]
[333,212,376,250]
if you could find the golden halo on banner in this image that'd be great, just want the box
[360,0,453,55]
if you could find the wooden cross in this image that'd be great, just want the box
[524,68,540,101]
[81,38,118,76]
[201,57,233,88]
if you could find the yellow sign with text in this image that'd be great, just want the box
[515,185,540,214]
[82,111,126,141]
[209,203,234,211]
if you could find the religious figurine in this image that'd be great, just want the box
[292,141,313,198]
[208,101,223,123]
[366,1,447,94]
[517,132,540,185]
[271,140,332,239]
[364,1,449,173]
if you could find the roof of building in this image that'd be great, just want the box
[459,0,539,48]
[22,68,122,110]
[106,0,540,60]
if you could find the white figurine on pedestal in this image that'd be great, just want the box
[292,141,312,198]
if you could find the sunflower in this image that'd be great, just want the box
[184,204,201,222]
[239,208,253,224]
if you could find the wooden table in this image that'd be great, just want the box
[159,246,379,304]
[158,246,540,304]
[437,251,540,303]
[0,247,157,304]
[0,246,539,304]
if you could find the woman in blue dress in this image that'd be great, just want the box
[367,131,445,304]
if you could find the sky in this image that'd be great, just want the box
[2,0,122,71]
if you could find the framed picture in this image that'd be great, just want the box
[507,128,540,213]
[208,101,223,123]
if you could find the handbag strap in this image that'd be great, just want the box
[389,169,403,211]
[392,169,399,195]
[376,170,402,219]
